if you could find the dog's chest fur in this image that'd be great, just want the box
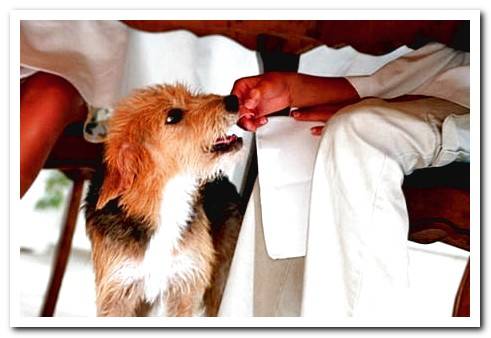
[139,174,202,308]
[85,171,215,315]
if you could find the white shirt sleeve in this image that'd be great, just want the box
[346,43,470,108]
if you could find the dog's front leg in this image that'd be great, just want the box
[96,280,150,317]
[90,235,149,317]
[164,281,208,317]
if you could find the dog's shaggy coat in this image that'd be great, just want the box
[84,84,243,316]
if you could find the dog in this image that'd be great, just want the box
[84,84,244,316]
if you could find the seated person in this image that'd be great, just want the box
[231,41,470,317]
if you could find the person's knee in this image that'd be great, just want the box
[322,99,388,146]
[23,72,76,99]
[21,72,87,122]
[319,98,440,175]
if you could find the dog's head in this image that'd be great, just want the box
[96,84,242,210]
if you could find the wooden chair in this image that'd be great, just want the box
[40,123,102,316]
[403,162,470,316]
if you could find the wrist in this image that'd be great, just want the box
[280,72,301,107]
[290,74,360,108]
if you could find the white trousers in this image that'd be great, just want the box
[302,98,469,318]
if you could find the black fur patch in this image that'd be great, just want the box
[84,166,154,246]
[84,168,242,249]
[201,174,242,235]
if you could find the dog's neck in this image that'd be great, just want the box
[119,170,200,232]
[158,173,199,234]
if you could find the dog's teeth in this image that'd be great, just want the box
[210,134,241,153]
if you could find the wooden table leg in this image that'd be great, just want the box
[453,258,470,317]
[40,171,85,317]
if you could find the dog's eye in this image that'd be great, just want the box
[166,108,184,125]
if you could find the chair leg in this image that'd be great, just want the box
[453,258,470,317]
[40,172,85,317]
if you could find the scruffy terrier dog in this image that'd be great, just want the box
[84,84,244,316]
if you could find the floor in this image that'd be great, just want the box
[17,171,470,318]
[18,170,96,317]
[20,246,96,317]
[17,170,470,319]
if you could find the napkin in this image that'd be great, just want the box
[256,117,322,259]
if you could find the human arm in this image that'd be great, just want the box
[292,43,470,135]
[231,72,359,131]
[233,43,469,133]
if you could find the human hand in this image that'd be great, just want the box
[231,72,295,132]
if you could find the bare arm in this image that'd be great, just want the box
[231,72,359,131]
[286,73,360,108]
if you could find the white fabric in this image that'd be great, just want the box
[346,42,470,108]
[217,181,259,317]
[219,180,306,317]
[20,66,38,79]
[257,43,470,260]
[299,44,412,77]
[302,98,469,318]
[20,20,130,108]
[219,174,469,319]
[256,118,322,259]
[441,114,471,163]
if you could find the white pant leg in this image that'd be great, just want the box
[218,180,305,317]
[301,98,469,319]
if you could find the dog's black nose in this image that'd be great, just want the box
[224,95,239,113]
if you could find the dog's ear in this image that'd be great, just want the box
[96,143,151,210]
